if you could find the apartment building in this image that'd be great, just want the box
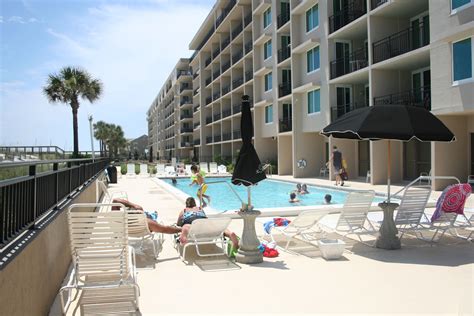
[148,0,474,189]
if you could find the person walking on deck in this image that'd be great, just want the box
[331,146,344,186]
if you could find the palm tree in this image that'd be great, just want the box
[93,120,108,156]
[43,67,103,157]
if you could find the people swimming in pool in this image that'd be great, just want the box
[294,183,302,194]
[324,194,332,204]
[171,178,177,185]
[189,164,210,207]
[300,184,309,194]
[289,192,300,203]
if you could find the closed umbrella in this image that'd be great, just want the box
[321,104,455,249]
[232,95,266,209]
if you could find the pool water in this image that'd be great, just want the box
[164,177,384,212]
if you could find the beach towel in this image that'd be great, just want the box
[431,183,472,222]
[263,218,291,234]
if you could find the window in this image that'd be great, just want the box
[263,8,272,29]
[307,46,320,73]
[306,4,319,32]
[265,104,273,123]
[452,0,471,10]
[264,40,272,60]
[265,72,273,91]
[453,37,472,83]
[307,89,320,114]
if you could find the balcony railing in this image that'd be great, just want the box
[244,14,252,27]
[222,132,232,141]
[232,77,244,89]
[194,139,201,145]
[180,127,193,133]
[206,136,213,144]
[180,84,191,92]
[180,98,191,106]
[232,104,241,114]
[206,116,213,124]
[213,113,221,121]
[193,88,199,96]
[222,60,231,73]
[193,122,200,129]
[205,96,212,105]
[222,84,231,96]
[373,86,431,110]
[279,118,292,133]
[232,23,243,39]
[180,113,193,120]
[177,70,192,79]
[213,69,221,80]
[245,70,253,82]
[213,47,221,59]
[193,72,199,79]
[330,46,368,79]
[213,91,221,101]
[277,11,290,29]
[222,37,230,50]
[180,142,192,148]
[214,135,221,142]
[278,46,291,63]
[371,0,388,10]
[279,82,292,98]
[330,102,367,122]
[205,77,212,86]
[244,42,253,55]
[329,0,367,34]
[373,21,429,64]
[232,50,243,64]
[233,130,241,139]
[205,57,212,67]
[193,105,200,112]
[222,108,232,118]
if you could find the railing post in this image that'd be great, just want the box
[53,163,59,206]
[67,161,72,196]
[29,165,36,230]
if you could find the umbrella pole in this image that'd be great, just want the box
[387,140,391,203]
[247,187,251,210]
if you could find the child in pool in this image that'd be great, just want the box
[289,192,300,203]
[324,194,332,204]
[189,165,210,207]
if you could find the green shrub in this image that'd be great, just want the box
[149,165,157,174]
[120,164,127,175]
[214,154,230,166]
[135,164,140,175]
[182,158,191,164]
[226,163,234,173]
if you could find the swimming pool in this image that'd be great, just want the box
[163,177,385,212]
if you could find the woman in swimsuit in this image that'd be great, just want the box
[177,197,239,250]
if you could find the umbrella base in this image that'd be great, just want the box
[235,210,263,264]
[375,202,401,250]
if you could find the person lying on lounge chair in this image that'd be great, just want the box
[112,198,182,234]
[176,197,239,250]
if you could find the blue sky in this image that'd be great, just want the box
[0,0,213,151]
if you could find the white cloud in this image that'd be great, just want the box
[1,2,211,150]
[8,16,26,23]
[28,17,38,23]
[0,16,3,23]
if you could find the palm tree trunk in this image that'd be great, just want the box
[71,99,79,157]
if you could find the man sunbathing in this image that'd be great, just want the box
[177,197,239,250]
[112,198,182,234]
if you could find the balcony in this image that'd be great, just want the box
[206,136,213,144]
[233,130,241,139]
[180,142,192,148]
[180,83,191,93]
[193,88,199,96]
[277,46,291,63]
[193,122,200,129]
[244,14,252,27]
[232,23,243,39]
[214,135,221,142]
[222,108,232,118]
[277,11,290,29]
[180,113,193,120]
[232,104,241,114]
[213,69,221,81]
[330,102,367,122]
[213,112,221,121]
[194,139,201,145]
[371,0,388,10]
[329,0,367,34]
[278,82,292,98]
[222,37,230,50]
[222,132,232,141]
[193,72,199,79]
[205,57,212,67]
[373,86,431,110]
[180,98,192,106]
[206,116,213,124]
[232,50,243,64]
[193,105,200,112]
[330,46,368,79]
[373,21,429,64]
[213,91,221,101]
[205,96,212,105]
[245,70,253,82]
[177,70,192,79]
[232,77,244,89]
[279,118,292,133]
[180,127,193,133]
[222,60,231,73]
[222,84,231,96]
[213,47,221,59]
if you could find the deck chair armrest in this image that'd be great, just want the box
[68,203,126,212]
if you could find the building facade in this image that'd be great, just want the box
[148,0,474,189]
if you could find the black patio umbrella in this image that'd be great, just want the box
[321,104,456,201]
[232,95,266,209]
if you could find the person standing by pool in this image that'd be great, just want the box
[189,164,211,207]
[331,146,344,186]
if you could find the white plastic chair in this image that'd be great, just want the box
[96,180,128,207]
[165,165,176,176]
[126,163,136,177]
[269,210,330,250]
[217,165,227,174]
[139,164,149,177]
[59,205,139,314]
[419,169,432,185]
[177,218,232,263]
[199,162,209,173]
[185,164,193,175]
[127,210,164,258]
[366,170,371,183]
[319,166,329,177]
[209,162,218,174]
[156,164,166,176]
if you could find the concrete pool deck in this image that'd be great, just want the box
[50,175,474,315]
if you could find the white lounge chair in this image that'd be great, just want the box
[366,170,371,183]
[165,165,176,176]
[217,164,227,174]
[126,163,136,177]
[199,162,209,173]
[156,163,166,176]
[127,210,164,258]
[97,180,128,206]
[185,164,193,175]
[59,205,139,314]
[394,185,442,243]
[177,217,232,263]
[209,162,218,174]
[268,210,329,250]
[419,169,432,185]
[139,164,149,177]
[323,191,376,246]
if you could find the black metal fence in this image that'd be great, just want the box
[371,0,388,10]
[329,0,366,34]
[0,158,108,248]
[330,46,368,79]
[373,86,431,110]
[331,103,367,122]
[279,118,292,133]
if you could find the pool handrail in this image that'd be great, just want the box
[391,175,461,200]
[205,179,245,205]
